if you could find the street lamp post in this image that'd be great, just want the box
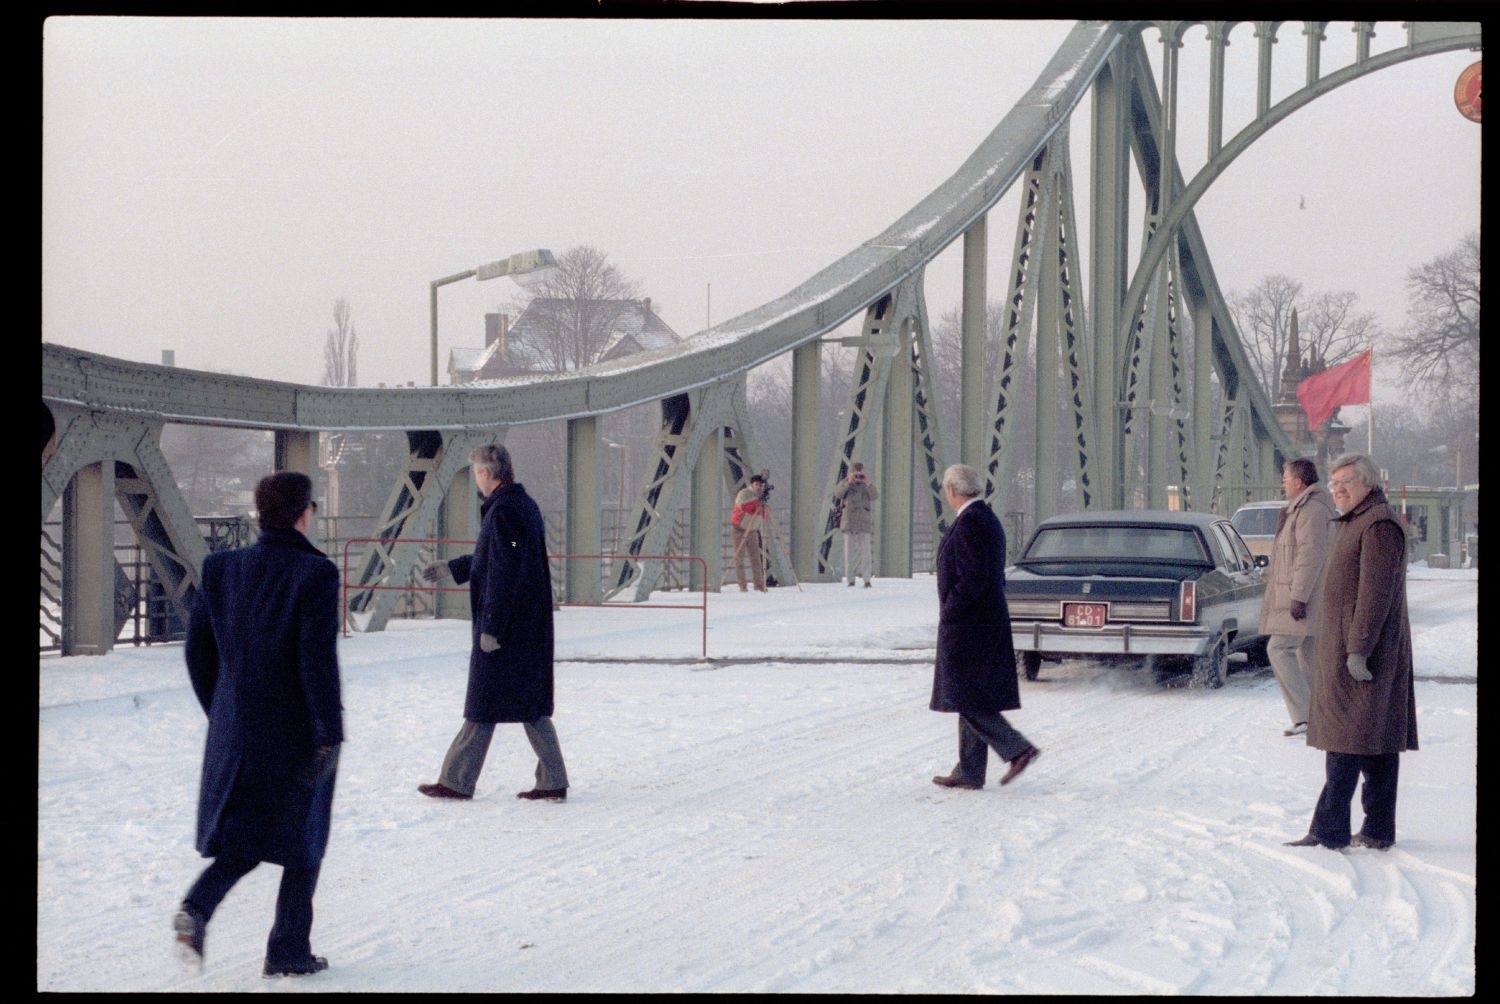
[429,249,558,386]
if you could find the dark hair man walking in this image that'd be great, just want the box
[175,471,343,977]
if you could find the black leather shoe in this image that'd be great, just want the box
[418,782,472,800]
[1284,834,1347,849]
[1351,833,1393,850]
[517,788,567,801]
[173,904,206,969]
[1000,746,1041,786]
[931,774,982,790]
[264,956,329,977]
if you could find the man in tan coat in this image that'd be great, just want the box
[1258,457,1337,736]
[1286,453,1417,852]
[835,462,879,588]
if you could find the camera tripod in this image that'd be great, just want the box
[727,503,802,592]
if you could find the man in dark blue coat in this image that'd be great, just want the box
[930,464,1041,790]
[175,471,343,977]
[419,444,569,802]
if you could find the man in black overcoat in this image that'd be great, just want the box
[419,444,569,801]
[175,471,343,977]
[930,464,1041,790]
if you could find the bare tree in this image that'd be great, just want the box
[506,245,642,372]
[1228,276,1373,400]
[323,298,358,387]
[1299,289,1379,368]
[1229,274,1301,398]
[1386,232,1480,409]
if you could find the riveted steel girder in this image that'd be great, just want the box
[44,408,209,653]
[1110,23,1481,486]
[984,157,1046,507]
[1024,129,1098,525]
[790,342,822,580]
[818,278,910,577]
[346,428,502,632]
[565,416,603,603]
[40,19,1477,649]
[959,219,988,470]
[42,23,1122,439]
[606,381,790,600]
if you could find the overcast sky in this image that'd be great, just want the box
[42,17,1480,394]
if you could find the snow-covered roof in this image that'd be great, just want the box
[451,298,682,379]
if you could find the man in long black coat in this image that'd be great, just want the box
[930,464,1041,790]
[175,471,343,977]
[419,444,569,801]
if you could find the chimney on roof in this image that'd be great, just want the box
[642,297,652,317]
[484,313,511,360]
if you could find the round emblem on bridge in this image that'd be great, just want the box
[1454,61,1481,123]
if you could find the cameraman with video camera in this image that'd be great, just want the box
[731,473,771,592]
[835,461,879,588]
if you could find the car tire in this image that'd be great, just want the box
[1191,634,1229,689]
[1146,654,1180,685]
[1021,651,1042,681]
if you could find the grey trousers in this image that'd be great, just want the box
[951,712,1032,786]
[438,717,569,796]
[1267,634,1314,726]
[843,532,873,585]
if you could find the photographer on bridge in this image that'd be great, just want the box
[731,474,771,592]
[835,461,879,588]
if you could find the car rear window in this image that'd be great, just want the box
[1231,506,1282,536]
[1022,525,1210,563]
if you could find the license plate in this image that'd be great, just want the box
[1064,602,1107,627]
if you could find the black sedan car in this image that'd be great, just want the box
[1006,510,1267,688]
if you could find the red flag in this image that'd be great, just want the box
[1297,350,1371,429]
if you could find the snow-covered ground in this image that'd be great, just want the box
[37,565,1476,993]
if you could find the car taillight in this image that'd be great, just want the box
[1179,580,1196,622]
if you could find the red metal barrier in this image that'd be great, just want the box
[341,538,709,659]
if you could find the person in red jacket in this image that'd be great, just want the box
[731,474,769,592]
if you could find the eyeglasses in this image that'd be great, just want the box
[1328,477,1359,489]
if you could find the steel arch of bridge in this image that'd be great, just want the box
[41,19,1480,650]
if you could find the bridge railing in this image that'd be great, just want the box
[341,538,709,660]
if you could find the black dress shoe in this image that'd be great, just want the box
[1000,746,1041,785]
[418,782,472,800]
[931,774,982,790]
[173,904,206,969]
[1351,833,1393,850]
[1284,833,1347,849]
[517,787,567,801]
[263,956,329,977]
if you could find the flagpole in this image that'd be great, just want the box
[1367,345,1374,455]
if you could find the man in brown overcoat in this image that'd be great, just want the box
[1286,453,1417,852]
